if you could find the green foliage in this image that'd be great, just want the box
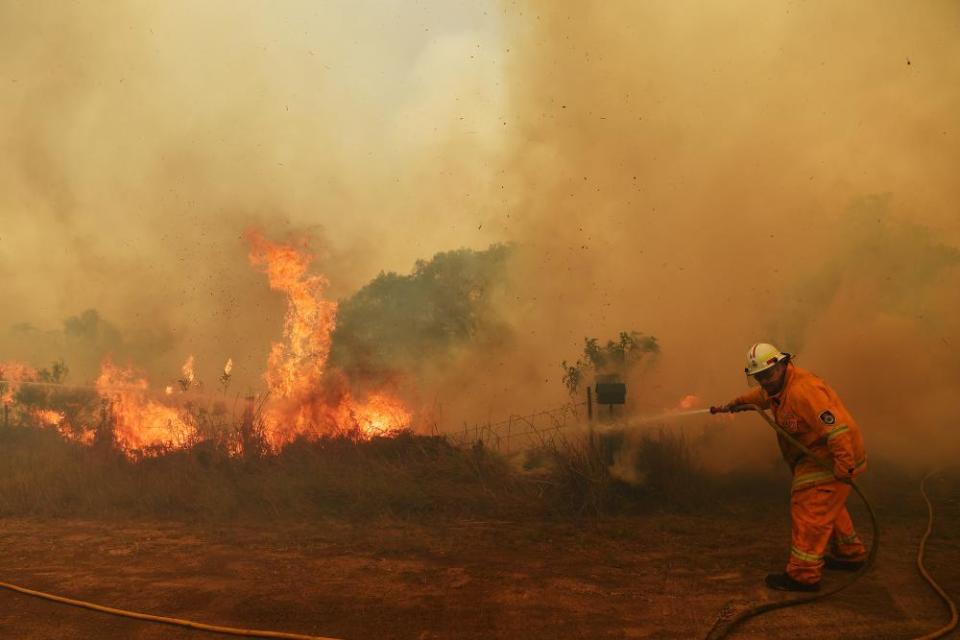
[329,244,513,380]
[561,331,659,394]
[63,309,124,350]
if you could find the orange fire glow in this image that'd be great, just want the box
[0,361,38,405]
[30,408,96,446]
[2,233,413,456]
[179,355,196,391]
[340,391,412,439]
[96,359,199,457]
[677,394,700,411]
[32,408,64,426]
[246,231,411,448]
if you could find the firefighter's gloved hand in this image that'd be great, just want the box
[709,405,727,414]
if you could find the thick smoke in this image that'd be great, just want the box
[2,2,959,468]
[0,1,507,388]
[492,1,960,467]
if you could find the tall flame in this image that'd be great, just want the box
[246,231,410,448]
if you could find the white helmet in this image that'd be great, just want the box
[744,342,790,376]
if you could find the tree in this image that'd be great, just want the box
[562,331,659,395]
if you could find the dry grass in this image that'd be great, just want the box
[520,427,717,517]
[0,384,787,522]
[0,424,534,520]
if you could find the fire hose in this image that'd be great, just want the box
[0,576,346,640]
[0,577,343,640]
[0,405,953,639]
[704,404,958,640]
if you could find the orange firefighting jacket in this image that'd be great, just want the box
[730,364,866,491]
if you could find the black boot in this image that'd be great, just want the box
[824,556,865,572]
[765,572,820,592]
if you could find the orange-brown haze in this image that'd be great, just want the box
[1,2,959,469]
[482,1,960,471]
[0,3,506,396]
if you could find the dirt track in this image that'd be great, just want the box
[0,474,956,640]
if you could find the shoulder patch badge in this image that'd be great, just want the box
[819,410,836,425]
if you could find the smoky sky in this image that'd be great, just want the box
[0,1,508,386]
[1,1,958,465]
[487,1,960,467]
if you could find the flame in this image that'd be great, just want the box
[219,358,233,389]
[246,231,411,448]
[345,392,412,438]
[96,359,198,457]
[33,408,64,426]
[58,423,96,446]
[2,234,414,456]
[677,394,700,411]
[181,355,195,384]
[177,355,196,392]
[29,408,96,446]
[0,361,38,405]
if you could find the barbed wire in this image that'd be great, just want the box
[443,401,589,452]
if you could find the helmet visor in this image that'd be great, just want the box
[745,359,786,387]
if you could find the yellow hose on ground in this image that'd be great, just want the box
[913,469,959,640]
[0,406,954,640]
[0,579,343,640]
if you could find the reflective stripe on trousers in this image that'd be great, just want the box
[787,480,866,584]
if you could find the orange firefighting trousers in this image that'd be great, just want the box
[787,480,867,584]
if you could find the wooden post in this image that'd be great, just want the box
[586,386,593,422]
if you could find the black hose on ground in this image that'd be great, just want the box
[703,405,956,640]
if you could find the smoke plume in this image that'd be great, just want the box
[2,2,959,467]
[493,1,960,467]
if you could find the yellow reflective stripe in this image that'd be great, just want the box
[826,424,849,441]
[790,546,823,563]
[792,470,835,490]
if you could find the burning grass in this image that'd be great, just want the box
[0,412,748,522]
[0,230,769,520]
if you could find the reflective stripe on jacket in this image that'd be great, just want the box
[731,364,866,490]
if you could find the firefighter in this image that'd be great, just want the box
[710,343,867,592]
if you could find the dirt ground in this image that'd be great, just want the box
[0,474,956,640]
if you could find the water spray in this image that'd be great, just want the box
[627,407,711,425]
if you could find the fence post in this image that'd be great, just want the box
[586,386,593,422]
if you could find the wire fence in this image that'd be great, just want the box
[442,401,589,453]
[2,373,599,453]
